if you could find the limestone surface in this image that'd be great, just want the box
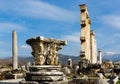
[26,36,67,65]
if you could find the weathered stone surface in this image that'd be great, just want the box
[29,65,61,71]
[95,78,109,84]
[26,36,67,65]
[61,67,71,75]
[25,65,64,82]
[103,61,114,69]
[79,4,97,64]
[68,58,72,68]
[96,73,104,79]
[98,49,102,64]
[22,36,68,83]
[20,80,68,84]
[80,4,91,62]
[107,76,118,84]
[20,80,39,84]
[12,30,18,70]
[0,79,22,84]
[90,30,97,64]
[68,78,99,84]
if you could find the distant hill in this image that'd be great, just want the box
[58,54,79,64]
[23,54,79,65]
[0,54,79,65]
[0,53,120,65]
[0,56,34,66]
[103,53,120,62]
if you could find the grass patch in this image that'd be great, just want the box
[117,80,120,84]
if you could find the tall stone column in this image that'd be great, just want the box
[98,49,102,64]
[90,30,97,64]
[12,30,18,70]
[80,4,91,62]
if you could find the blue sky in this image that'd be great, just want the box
[0,0,120,57]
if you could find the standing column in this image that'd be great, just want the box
[80,4,91,62]
[12,30,18,70]
[90,30,97,64]
[98,49,102,64]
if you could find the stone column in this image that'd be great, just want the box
[12,30,18,70]
[98,49,102,64]
[90,30,97,64]
[68,58,72,68]
[80,4,91,62]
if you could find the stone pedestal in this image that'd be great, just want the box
[26,65,64,81]
[20,36,67,84]
[21,65,68,84]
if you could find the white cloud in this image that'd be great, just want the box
[105,51,118,56]
[0,22,25,32]
[21,45,31,50]
[60,32,80,56]
[102,15,120,29]
[62,32,80,43]
[0,0,79,22]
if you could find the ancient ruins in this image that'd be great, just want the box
[12,30,18,70]
[68,58,72,68]
[98,49,102,64]
[80,4,97,64]
[20,36,68,84]
[26,36,67,65]
[1,3,120,84]
[71,4,120,84]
